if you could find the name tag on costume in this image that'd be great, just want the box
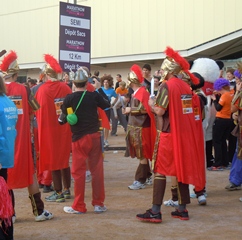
[181,95,193,114]
[193,107,200,121]
[54,98,65,115]
[9,95,23,115]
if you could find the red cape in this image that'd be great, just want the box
[134,86,157,160]
[87,83,110,130]
[161,78,205,190]
[6,82,35,189]
[35,81,72,173]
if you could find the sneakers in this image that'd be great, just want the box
[190,193,197,199]
[35,210,53,222]
[171,209,189,220]
[128,181,145,190]
[163,199,179,207]
[136,209,162,223]
[43,185,54,193]
[12,214,16,224]
[45,191,65,202]
[63,206,84,214]
[197,195,207,205]
[94,205,107,213]
[63,189,71,199]
[239,197,242,202]
[225,183,241,191]
[104,140,109,148]
[145,176,153,185]
[207,166,223,171]
[86,171,92,183]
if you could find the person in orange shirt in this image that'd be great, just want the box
[115,81,128,96]
[209,78,233,171]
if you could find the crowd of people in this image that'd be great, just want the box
[1,47,242,239]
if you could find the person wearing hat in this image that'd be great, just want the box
[209,78,233,170]
[59,67,110,214]
[136,47,205,223]
[124,64,156,190]
[34,54,72,203]
[0,51,53,222]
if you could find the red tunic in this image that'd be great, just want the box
[35,81,72,173]
[6,82,35,189]
[156,78,205,190]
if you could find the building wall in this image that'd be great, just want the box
[1,0,241,66]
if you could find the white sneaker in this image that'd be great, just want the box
[94,205,107,213]
[198,195,207,205]
[104,140,109,147]
[190,193,196,198]
[145,176,153,185]
[63,206,83,214]
[35,210,54,222]
[239,197,242,202]
[85,171,92,183]
[12,214,16,224]
[128,181,145,190]
[163,199,178,207]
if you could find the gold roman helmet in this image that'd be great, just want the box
[74,66,89,83]
[127,64,143,86]
[160,57,181,82]
[0,51,19,79]
[41,54,63,79]
[160,47,191,82]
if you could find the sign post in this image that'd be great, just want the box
[59,2,91,73]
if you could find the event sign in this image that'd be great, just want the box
[59,2,91,72]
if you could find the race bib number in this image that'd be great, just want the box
[54,98,65,115]
[194,107,200,121]
[9,95,23,115]
[181,95,193,114]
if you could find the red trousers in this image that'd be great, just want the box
[71,132,105,212]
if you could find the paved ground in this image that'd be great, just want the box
[13,126,242,240]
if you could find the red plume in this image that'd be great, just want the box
[0,50,17,72]
[186,70,199,85]
[44,54,62,73]
[165,46,189,71]
[130,64,143,83]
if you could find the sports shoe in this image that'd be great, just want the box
[63,206,84,214]
[207,166,223,171]
[86,171,92,183]
[12,214,16,224]
[63,189,71,199]
[128,181,145,190]
[43,185,54,193]
[239,197,242,202]
[45,191,65,202]
[163,199,179,207]
[225,183,241,191]
[35,210,53,222]
[104,140,109,147]
[136,209,162,223]
[94,205,107,213]
[190,193,196,199]
[171,209,189,220]
[197,195,207,205]
[145,176,153,185]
